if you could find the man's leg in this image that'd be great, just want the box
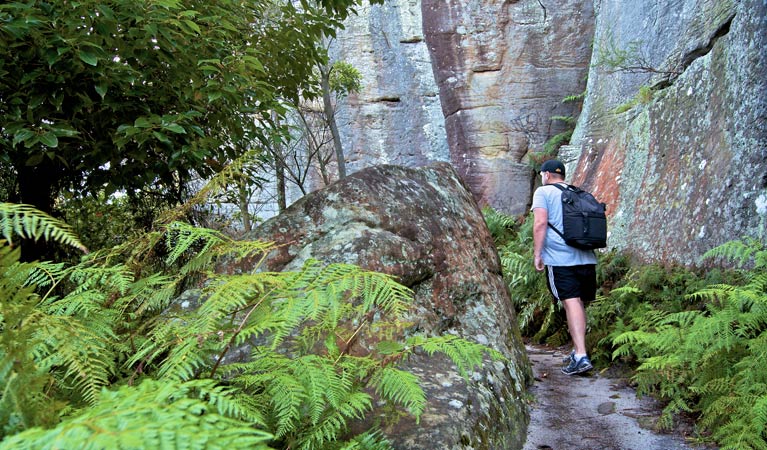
[561,297,587,355]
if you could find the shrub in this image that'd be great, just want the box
[0,203,501,450]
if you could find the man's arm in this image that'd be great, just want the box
[533,207,548,271]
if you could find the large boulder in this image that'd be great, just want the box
[244,162,532,450]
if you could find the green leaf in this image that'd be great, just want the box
[12,129,35,147]
[164,124,186,134]
[25,153,44,166]
[183,20,201,34]
[94,83,108,99]
[78,49,99,66]
[152,131,171,144]
[39,133,59,148]
[134,117,152,128]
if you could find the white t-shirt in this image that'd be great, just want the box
[531,184,598,267]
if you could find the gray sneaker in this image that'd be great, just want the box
[561,355,593,375]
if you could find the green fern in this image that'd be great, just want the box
[562,91,586,103]
[369,367,426,419]
[0,203,87,253]
[482,206,519,244]
[551,115,576,125]
[1,204,503,450]
[0,245,57,437]
[407,334,504,378]
[611,239,767,448]
[0,379,273,450]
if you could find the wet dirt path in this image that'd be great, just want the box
[522,344,712,450]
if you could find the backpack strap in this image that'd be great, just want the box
[546,183,571,238]
[547,221,566,239]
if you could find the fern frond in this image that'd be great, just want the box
[113,271,179,315]
[165,221,225,263]
[183,378,266,425]
[702,238,764,269]
[687,284,736,303]
[34,315,116,405]
[337,430,393,450]
[0,203,87,253]
[0,379,273,450]
[563,91,586,103]
[407,334,504,378]
[551,115,576,124]
[264,372,307,438]
[369,366,426,420]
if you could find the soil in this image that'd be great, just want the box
[522,344,718,450]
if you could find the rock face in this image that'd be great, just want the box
[565,0,767,263]
[273,0,767,266]
[421,0,595,215]
[248,162,532,450]
[330,0,594,215]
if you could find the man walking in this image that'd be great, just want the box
[531,159,596,375]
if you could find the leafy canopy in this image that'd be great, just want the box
[0,0,381,211]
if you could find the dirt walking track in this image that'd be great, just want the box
[522,344,715,450]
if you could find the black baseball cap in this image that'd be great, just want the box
[540,159,566,177]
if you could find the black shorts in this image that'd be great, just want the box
[545,264,597,303]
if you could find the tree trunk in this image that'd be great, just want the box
[321,64,346,179]
[276,161,286,212]
[237,181,252,233]
[16,161,60,262]
[271,112,288,212]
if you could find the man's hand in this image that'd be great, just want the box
[534,254,545,271]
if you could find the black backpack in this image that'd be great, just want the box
[547,183,607,250]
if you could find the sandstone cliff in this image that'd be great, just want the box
[330,0,594,216]
[329,0,766,264]
[564,0,767,263]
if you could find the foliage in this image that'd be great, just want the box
[611,239,767,449]
[562,91,586,103]
[0,379,274,450]
[57,194,142,254]
[0,0,382,228]
[328,61,363,98]
[595,30,680,77]
[542,130,573,156]
[481,206,520,245]
[0,202,86,253]
[613,85,655,114]
[0,203,499,449]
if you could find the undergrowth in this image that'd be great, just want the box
[485,206,766,449]
[0,203,501,450]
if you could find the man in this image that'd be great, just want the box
[531,159,596,375]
